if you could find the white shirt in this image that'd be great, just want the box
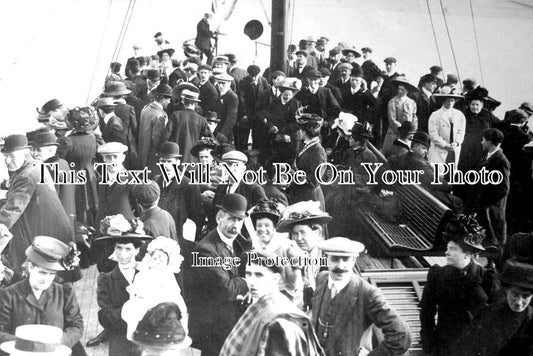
[217,227,235,253]
[119,263,137,284]
[486,147,500,161]
[422,87,433,99]
[103,112,115,125]
[327,275,350,296]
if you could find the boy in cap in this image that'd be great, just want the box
[188,194,251,356]
[312,237,411,356]
[220,251,324,355]
[132,180,177,240]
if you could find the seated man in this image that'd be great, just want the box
[220,250,324,355]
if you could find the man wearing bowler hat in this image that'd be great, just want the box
[153,142,205,243]
[208,150,266,230]
[214,72,239,143]
[188,193,251,356]
[0,135,75,277]
[138,83,173,174]
[167,89,210,164]
[30,130,76,221]
[312,237,411,356]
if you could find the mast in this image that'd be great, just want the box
[270,0,289,74]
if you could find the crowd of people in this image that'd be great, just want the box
[0,9,532,356]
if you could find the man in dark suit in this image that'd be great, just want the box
[96,98,127,146]
[208,151,266,230]
[326,47,343,82]
[319,67,343,107]
[198,64,218,113]
[288,50,314,82]
[153,142,205,242]
[342,69,377,123]
[501,109,533,232]
[214,73,239,143]
[330,62,353,104]
[413,74,438,133]
[188,194,251,356]
[91,233,151,353]
[312,237,411,356]
[0,135,75,276]
[296,70,341,148]
[195,12,215,64]
[466,128,510,254]
[236,65,270,152]
[360,47,382,86]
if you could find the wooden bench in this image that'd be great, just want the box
[357,144,453,256]
[362,269,428,355]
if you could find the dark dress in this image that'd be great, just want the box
[57,132,101,226]
[288,139,327,209]
[420,260,496,355]
[0,279,86,356]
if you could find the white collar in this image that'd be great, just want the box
[486,148,500,160]
[103,112,114,124]
[422,87,433,98]
[327,275,351,294]
[152,101,164,110]
[308,86,319,94]
[217,227,236,250]
[397,138,411,147]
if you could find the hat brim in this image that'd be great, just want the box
[216,205,248,219]
[131,335,192,351]
[103,89,132,96]
[341,49,361,58]
[498,272,533,290]
[391,81,418,93]
[32,143,59,148]
[25,247,66,271]
[0,341,71,356]
[180,96,201,102]
[278,86,299,93]
[191,143,217,158]
[95,234,154,242]
[432,93,464,99]
[411,139,430,148]
[1,145,31,153]
[158,153,183,159]
[277,215,332,233]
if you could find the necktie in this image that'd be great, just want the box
[331,284,338,299]
[446,119,455,164]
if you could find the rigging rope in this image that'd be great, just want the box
[114,0,137,62]
[86,0,114,105]
[425,0,444,77]
[469,0,484,85]
[288,0,296,46]
[439,0,461,83]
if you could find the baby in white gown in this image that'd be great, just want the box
[122,236,188,338]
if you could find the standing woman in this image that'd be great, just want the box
[288,113,327,209]
[427,86,466,166]
[58,107,102,227]
[420,215,497,355]
[381,76,418,154]
[277,201,332,312]
[0,235,86,356]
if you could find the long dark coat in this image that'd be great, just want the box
[458,109,499,172]
[466,149,510,248]
[198,80,218,113]
[0,160,74,274]
[97,266,139,356]
[296,86,341,124]
[101,114,127,145]
[188,229,249,355]
[0,279,85,355]
[44,156,76,220]
[195,19,213,51]
[140,206,177,240]
[420,261,496,354]
[215,90,239,142]
[168,108,210,163]
[57,132,100,226]
[342,88,377,123]
[288,140,327,209]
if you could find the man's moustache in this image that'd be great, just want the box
[332,268,349,273]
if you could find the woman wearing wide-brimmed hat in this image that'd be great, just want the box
[287,113,328,209]
[450,258,533,355]
[250,199,305,304]
[277,201,332,311]
[427,85,466,166]
[382,76,418,154]
[0,235,86,356]
[420,215,498,355]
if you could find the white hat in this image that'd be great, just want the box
[331,112,358,135]
[98,142,128,155]
[214,73,234,82]
[0,325,71,355]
